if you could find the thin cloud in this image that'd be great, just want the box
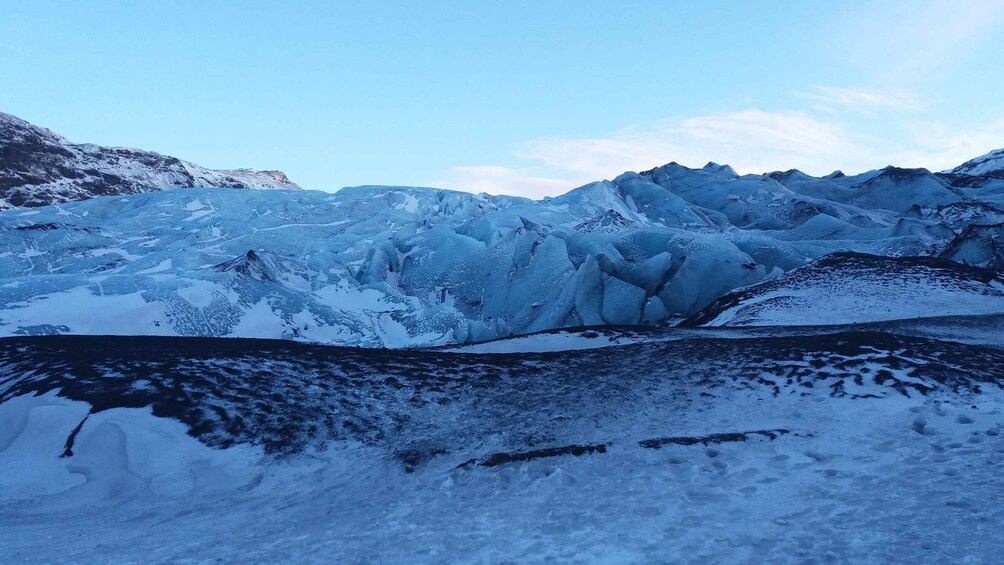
[430,110,873,198]
[429,108,1004,199]
[802,86,921,112]
[518,110,872,178]
[892,117,1004,172]
[424,0,1004,199]
[428,165,580,199]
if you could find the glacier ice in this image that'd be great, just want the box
[1,158,1003,346]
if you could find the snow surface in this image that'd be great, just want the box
[443,327,668,353]
[0,393,262,505]
[2,328,1003,563]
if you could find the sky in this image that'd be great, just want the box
[2,0,1004,198]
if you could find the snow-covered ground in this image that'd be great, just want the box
[442,326,670,353]
[2,379,1001,563]
[2,329,1003,563]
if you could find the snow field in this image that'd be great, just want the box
[2,372,1002,563]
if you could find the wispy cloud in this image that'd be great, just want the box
[802,86,920,112]
[428,165,580,199]
[519,110,869,177]
[430,107,1004,198]
[432,110,875,197]
[893,117,1004,172]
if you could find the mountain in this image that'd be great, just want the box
[0,111,299,209]
[936,148,1004,208]
[682,252,1004,327]
[946,147,1004,177]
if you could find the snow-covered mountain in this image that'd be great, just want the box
[0,112,299,209]
[945,147,1004,177]
[937,148,1004,208]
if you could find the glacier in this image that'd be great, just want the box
[2,156,1004,346]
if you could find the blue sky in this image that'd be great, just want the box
[3,1,1003,197]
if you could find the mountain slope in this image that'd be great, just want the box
[946,148,1004,177]
[0,111,299,209]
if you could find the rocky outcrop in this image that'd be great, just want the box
[0,111,299,209]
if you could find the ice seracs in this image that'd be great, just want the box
[213,249,296,284]
[938,222,1004,271]
[3,119,1004,562]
